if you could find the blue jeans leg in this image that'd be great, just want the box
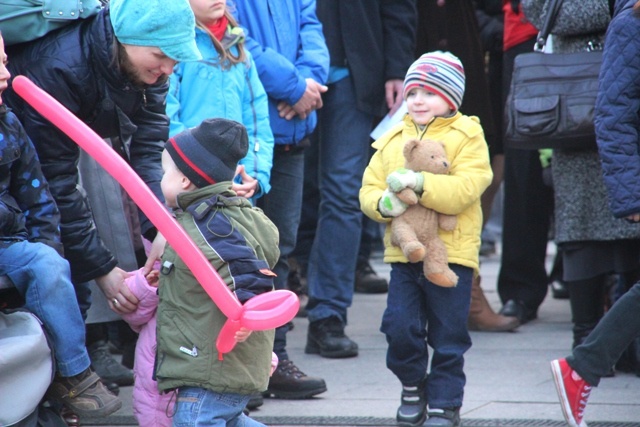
[381,263,472,409]
[256,148,305,360]
[569,282,640,386]
[306,77,374,324]
[0,241,90,377]
[173,387,266,427]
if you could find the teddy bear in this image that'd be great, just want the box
[388,139,459,288]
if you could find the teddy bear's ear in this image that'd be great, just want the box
[403,138,421,160]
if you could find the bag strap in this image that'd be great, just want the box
[534,0,564,51]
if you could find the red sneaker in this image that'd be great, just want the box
[550,358,592,427]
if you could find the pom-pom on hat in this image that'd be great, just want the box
[166,118,249,188]
[110,0,202,62]
[403,51,465,111]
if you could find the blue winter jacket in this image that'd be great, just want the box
[167,27,274,198]
[232,0,329,145]
[595,0,640,218]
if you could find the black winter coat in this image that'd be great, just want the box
[316,0,417,117]
[4,7,169,283]
[0,106,62,254]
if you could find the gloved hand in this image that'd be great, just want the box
[386,168,424,193]
[378,188,409,217]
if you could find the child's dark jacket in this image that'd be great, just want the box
[0,106,61,254]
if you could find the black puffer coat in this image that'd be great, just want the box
[0,106,62,255]
[3,7,169,283]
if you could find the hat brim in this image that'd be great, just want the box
[160,38,202,62]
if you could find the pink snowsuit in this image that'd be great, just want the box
[121,268,173,427]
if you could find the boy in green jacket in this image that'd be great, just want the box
[154,118,280,426]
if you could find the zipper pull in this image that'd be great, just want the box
[179,345,198,357]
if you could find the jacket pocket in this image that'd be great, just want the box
[513,95,560,137]
[156,310,212,383]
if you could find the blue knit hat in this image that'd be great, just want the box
[110,0,202,62]
[166,118,248,188]
[403,51,465,111]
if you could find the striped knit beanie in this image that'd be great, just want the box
[166,118,248,188]
[403,51,466,111]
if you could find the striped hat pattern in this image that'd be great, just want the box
[403,51,466,111]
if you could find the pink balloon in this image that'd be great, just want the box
[12,76,298,356]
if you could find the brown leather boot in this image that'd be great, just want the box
[468,276,520,332]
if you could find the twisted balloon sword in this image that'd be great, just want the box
[12,75,298,357]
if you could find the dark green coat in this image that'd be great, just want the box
[156,183,279,394]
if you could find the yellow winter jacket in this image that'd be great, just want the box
[359,112,492,274]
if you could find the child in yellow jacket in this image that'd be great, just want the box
[359,51,492,427]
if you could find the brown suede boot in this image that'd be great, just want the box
[47,368,122,418]
[468,276,520,332]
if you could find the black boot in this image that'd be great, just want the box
[354,259,388,294]
[305,316,358,358]
[88,340,134,386]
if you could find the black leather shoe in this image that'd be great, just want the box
[306,316,358,358]
[355,260,388,294]
[265,359,327,398]
[245,393,263,410]
[499,299,537,325]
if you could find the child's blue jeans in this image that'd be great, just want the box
[0,241,90,377]
[173,387,265,427]
[381,262,473,409]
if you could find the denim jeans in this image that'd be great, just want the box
[173,387,265,427]
[256,147,305,360]
[381,262,473,409]
[303,77,374,324]
[569,282,640,386]
[0,241,90,377]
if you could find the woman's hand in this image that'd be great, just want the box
[97,267,139,314]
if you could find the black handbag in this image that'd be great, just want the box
[504,0,603,150]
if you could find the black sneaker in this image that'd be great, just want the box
[397,379,427,426]
[355,260,388,294]
[88,340,134,386]
[305,316,358,358]
[265,359,327,399]
[425,407,461,427]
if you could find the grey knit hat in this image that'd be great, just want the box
[166,118,248,188]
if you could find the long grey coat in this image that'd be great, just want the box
[522,0,640,244]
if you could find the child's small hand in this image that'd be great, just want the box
[387,168,424,193]
[145,270,160,288]
[235,327,252,343]
[378,188,409,218]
